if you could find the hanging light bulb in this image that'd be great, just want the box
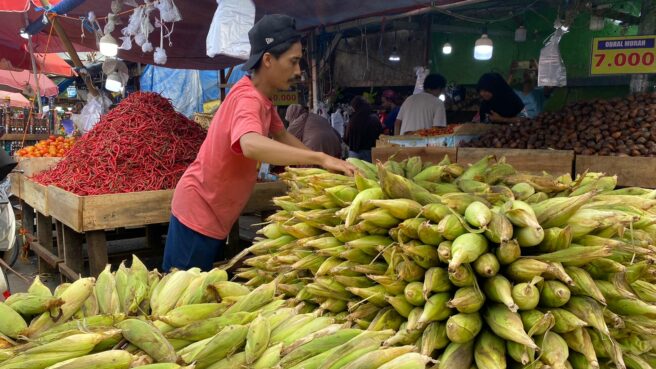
[388,47,401,63]
[514,25,527,42]
[474,26,493,60]
[99,34,119,57]
[105,72,123,92]
[442,42,452,55]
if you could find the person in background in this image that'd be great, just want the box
[395,74,447,135]
[508,61,553,119]
[345,96,382,162]
[477,72,525,124]
[381,89,401,135]
[286,104,343,158]
[163,15,356,271]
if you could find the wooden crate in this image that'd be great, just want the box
[16,157,61,177]
[457,148,574,176]
[576,155,656,188]
[243,181,288,213]
[47,186,173,233]
[11,174,50,215]
[372,147,457,163]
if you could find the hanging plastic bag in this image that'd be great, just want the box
[206,0,255,59]
[76,94,112,134]
[413,67,430,95]
[331,109,345,138]
[538,28,568,87]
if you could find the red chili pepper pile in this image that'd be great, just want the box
[32,92,206,195]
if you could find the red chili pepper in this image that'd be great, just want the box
[32,92,206,195]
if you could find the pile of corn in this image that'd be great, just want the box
[232,155,656,369]
[0,257,433,369]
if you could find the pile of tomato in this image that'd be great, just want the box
[414,125,458,137]
[16,136,77,158]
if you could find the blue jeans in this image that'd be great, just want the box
[163,215,225,272]
[348,149,372,163]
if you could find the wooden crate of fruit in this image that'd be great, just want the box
[457,148,574,176]
[576,155,656,188]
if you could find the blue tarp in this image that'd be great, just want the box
[140,64,247,117]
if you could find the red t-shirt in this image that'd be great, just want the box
[171,76,285,239]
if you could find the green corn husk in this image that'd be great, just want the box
[325,185,359,206]
[511,276,542,311]
[437,214,467,241]
[385,295,414,318]
[441,193,490,215]
[346,285,387,307]
[561,328,599,368]
[359,208,401,228]
[382,160,405,176]
[344,187,384,228]
[366,199,423,220]
[464,201,492,229]
[423,203,452,223]
[530,245,613,266]
[418,181,462,196]
[533,192,597,228]
[421,322,449,355]
[398,218,426,240]
[549,308,588,334]
[400,243,440,270]
[423,267,452,299]
[404,156,423,179]
[448,264,476,288]
[417,222,443,246]
[503,200,541,228]
[539,226,573,252]
[447,287,486,314]
[449,233,488,271]
[630,280,656,303]
[404,282,426,306]
[396,259,426,283]
[506,258,551,282]
[437,241,452,263]
[438,341,474,369]
[516,225,545,247]
[536,331,569,369]
[474,330,506,369]
[507,340,535,365]
[519,310,551,336]
[460,155,493,181]
[413,164,444,182]
[512,183,536,201]
[565,266,606,305]
[496,239,521,265]
[473,253,500,278]
[4,294,63,316]
[375,352,432,369]
[540,280,571,308]
[367,275,407,295]
[446,312,483,343]
[607,297,656,317]
[342,346,418,369]
[483,275,519,312]
[569,351,597,369]
[483,303,537,349]
[565,296,610,335]
[526,191,549,203]
[368,307,404,331]
[484,212,514,244]
[418,293,453,326]
[377,163,439,205]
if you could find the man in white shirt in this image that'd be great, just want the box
[395,74,447,135]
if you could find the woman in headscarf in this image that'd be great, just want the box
[477,72,525,124]
[285,104,343,158]
[345,96,382,162]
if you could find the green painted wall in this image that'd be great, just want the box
[430,2,642,106]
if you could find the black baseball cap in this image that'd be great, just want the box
[241,14,301,71]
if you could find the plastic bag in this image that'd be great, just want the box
[0,179,15,253]
[76,94,112,134]
[538,28,567,87]
[331,109,345,138]
[206,0,255,59]
[413,67,430,95]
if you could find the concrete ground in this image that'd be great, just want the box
[5,215,262,293]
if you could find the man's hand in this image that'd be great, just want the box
[319,154,358,176]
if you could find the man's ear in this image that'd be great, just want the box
[261,53,272,69]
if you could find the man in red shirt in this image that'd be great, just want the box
[163,15,356,271]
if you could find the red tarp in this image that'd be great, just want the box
[1,0,471,70]
[0,44,74,76]
[0,69,58,96]
[0,90,31,108]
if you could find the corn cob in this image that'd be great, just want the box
[42,350,133,369]
[446,312,483,343]
[157,303,227,327]
[165,311,256,341]
[4,293,63,317]
[474,330,506,369]
[27,276,52,297]
[317,329,394,369]
[192,324,248,369]
[483,275,518,312]
[483,303,537,349]
[438,341,474,369]
[116,319,176,363]
[279,328,361,368]
[375,352,432,369]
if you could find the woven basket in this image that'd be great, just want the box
[193,113,213,129]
